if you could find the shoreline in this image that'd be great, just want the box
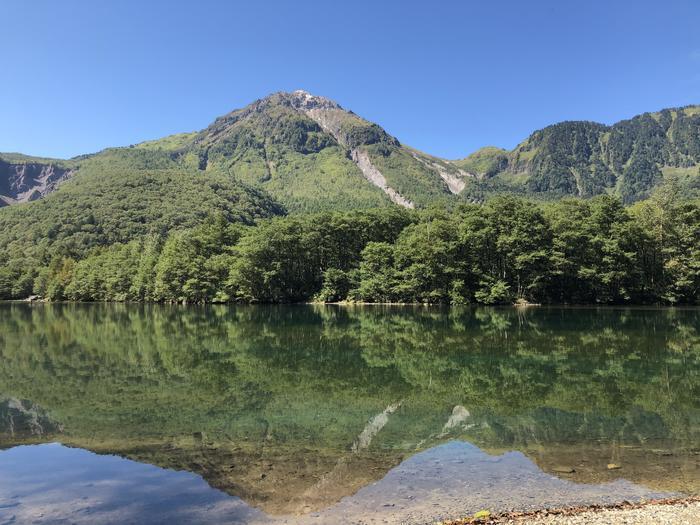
[4,298,698,309]
[438,496,700,524]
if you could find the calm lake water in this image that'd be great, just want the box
[0,304,698,524]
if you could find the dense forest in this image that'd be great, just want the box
[1,177,697,305]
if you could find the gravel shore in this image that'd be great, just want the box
[439,497,700,524]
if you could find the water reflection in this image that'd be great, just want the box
[0,444,264,525]
[0,442,673,525]
[0,304,698,522]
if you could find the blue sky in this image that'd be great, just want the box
[2,0,699,159]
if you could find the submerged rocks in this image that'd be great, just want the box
[552,466,576,474]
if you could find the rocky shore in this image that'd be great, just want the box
[438,497,700,524]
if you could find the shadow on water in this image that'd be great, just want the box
[0,303,698,523]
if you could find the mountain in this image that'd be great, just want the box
[168,90,467,211]
[463,106,700,202]
[0,91,470,215]
[2,93,700,221]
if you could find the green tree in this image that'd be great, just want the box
[352,242,396,302]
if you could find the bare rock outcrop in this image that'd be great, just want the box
[0,159,74,205]
[351,149,415,208]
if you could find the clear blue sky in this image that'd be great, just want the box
[2,0,699,159]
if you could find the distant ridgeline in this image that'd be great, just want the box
[0,91,699,304]
[457,106,700,203]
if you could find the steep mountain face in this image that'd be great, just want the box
[183,90,465,211]
[0,156,75,207]
[483,106,700,202]
[0,91,474,216]
[1,93,699,215]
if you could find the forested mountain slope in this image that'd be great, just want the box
[1,91,470,215]
[461,106,700,202]
[1,92,700,303]
[0,145,283,298]
[2,93,699,214]
[179,90,465,210]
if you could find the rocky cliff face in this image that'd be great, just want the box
[0,159,74,206]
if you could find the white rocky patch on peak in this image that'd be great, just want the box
[288,91,348,147]
[288,89,342,113]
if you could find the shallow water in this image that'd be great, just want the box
[0,304,698,524]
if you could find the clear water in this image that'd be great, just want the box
[0,304,698,524]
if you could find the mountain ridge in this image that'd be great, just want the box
[473,105,700,202]
[1,92,699,210]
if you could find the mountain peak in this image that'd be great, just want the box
[285,89,342,112]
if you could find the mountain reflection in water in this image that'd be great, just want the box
[0,304,698,523]
[0,442,674,525]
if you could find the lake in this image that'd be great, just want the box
[0,304,698,524]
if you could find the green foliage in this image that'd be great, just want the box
[226,209,415,303]
[461,196,552,302]
[515,121,613,196]
[352,242,398,302]
[366,146,454,207]
[153,215,242,303]
[501,106,700,202]
[1,96,700,304]
[315,268,353,303]
[454,146,509,177]
[339,120,398,149]
[227,144,392,213]
[64,240,149,301]
[473,279,511,305]
[384,215,464,303]
[0,146,284,300]
[227,218,321,302]
[3,193,699,305]
[629,177,700,304]
[132,132,198,152]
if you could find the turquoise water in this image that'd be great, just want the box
[0,304,698,523]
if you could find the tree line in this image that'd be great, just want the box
[2,188,699,305]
